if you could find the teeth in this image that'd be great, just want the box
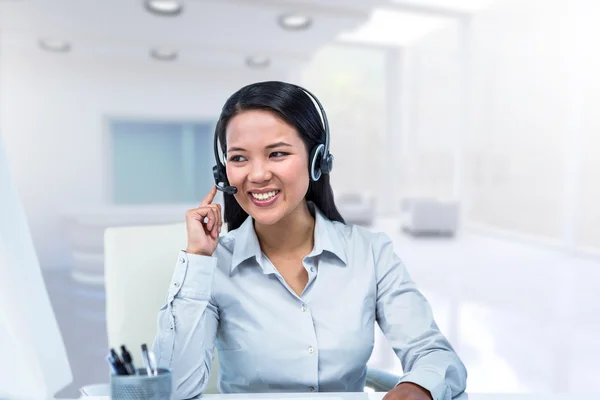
[251,191,279,201]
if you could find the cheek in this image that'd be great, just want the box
[226,167,243,186]
[281,159,309,189]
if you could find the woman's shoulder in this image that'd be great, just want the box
[329,220,395,253]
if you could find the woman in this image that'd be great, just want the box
[153,81,467,400]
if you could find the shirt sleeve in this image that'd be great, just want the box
[152,250,219,399]
[373,232,467,400]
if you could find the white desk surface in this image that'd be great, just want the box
[83,392,593,400]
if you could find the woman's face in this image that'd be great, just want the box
[225,109,310,226]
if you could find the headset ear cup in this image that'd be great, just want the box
[323,153,334,174]
[309,144,324,182]
[212,165,221,186]
[213,165,227,186]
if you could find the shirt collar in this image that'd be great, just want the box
[307,202,347,265]
[230,202,347,274]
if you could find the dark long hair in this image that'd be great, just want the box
[216,81,345,231]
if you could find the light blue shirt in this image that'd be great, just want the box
[153,202,467,399]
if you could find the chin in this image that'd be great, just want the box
[252,214,284,226]
[247,207,286,226]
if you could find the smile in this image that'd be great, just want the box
[248,190,281,207]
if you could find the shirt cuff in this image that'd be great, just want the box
[168,250,218,301]
[398,369,448,400]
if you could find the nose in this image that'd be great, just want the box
[248,159,272,183]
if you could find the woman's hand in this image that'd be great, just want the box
[382,382,433,400]
[185,186,222,256]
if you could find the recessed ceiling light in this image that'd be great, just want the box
[278,13,312,31]
[150,47,178,61]
[39,39,71,53]
[245,56,270,69]
[144,0,183,16]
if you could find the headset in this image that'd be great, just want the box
[212,84,333,195]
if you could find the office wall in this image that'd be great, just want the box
[468,0,600,250]
[406,0,600,251]
[578,4,600,251]
[466,0,571,241]
[0,39,290,268]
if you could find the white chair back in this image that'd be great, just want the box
[104,222,220,393]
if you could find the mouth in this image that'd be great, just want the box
[248,190,281,207]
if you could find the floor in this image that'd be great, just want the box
[43,217,600,398]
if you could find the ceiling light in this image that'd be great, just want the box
[245,56,270,69]
[278,14,312,31]
[145,0,183,16]
[39,39,71,53]
[150,47,178,61]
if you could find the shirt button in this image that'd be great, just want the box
[173,282,179,287]
[170,324,174,330]
[310,267,315,272]
[308,346,314,354]
[308,386,315,392]
[179,257,185,264]
[301,305,307,312]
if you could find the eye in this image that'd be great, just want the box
[228,155,246,162]
[270,152,289,158]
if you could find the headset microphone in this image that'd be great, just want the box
[216,183,238,195]
[213,165,238,194]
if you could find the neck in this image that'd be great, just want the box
[254,201,315,258]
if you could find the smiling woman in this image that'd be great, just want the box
[152,81,466,400]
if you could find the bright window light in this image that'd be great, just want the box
[337,8,453,46]
[391,0,499,12]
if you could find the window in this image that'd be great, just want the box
[109,119,215,204]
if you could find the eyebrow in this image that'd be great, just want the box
[227,141,293,152]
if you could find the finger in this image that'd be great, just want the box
[200,186,218,206]
[206,205,221,239]
[212,204,222,234]
[188,206,211,222]
[189,207,215,235]
[203,207,218,233]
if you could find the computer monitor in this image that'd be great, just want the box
[0,137,72,398]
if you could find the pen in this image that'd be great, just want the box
[141,344,153,376]
[107,353,128,375]
[148,350,158,376]
[106,355,119,375]
[120,345,137,375]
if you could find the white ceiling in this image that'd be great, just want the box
[0,0,499,71]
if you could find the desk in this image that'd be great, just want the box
[82,392,591,400]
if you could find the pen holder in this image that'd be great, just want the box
[110,368,172,400]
